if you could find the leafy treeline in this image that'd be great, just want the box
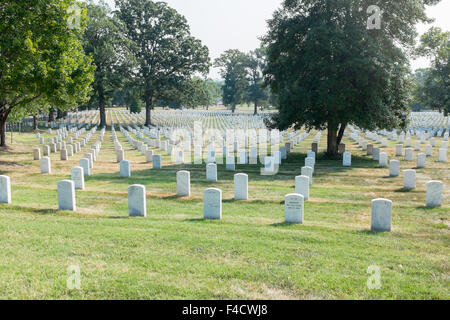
[411,27,449,115]
[262,0,444,155]
[214,48,271,115]
[0,0,94,147]
[0,0,213,146]
[1,0,448,155]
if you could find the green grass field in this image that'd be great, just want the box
[0,124,449,299]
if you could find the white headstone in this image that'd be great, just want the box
[206,163,218,182]
[425,144,432,156]
[67,145,73,157]
[71,167,85,190]
[57,180,76,211]
[280,147,287,160]
[153,155,162,169]
[414,141,421,151]
[373,148,380,161]
[234,173,248,200]
[343,152,351,166]
[438,148,447,162]
[285,193,304,224]
[417,153,426,168]
[379,152,388,167]
[43,145,50,156]
[33,148,41,160]
[84,153,93,169]
[395,144,403,157]
[177,171,191,197]
[146,150,154,163]
[79,158,91,176]
[389,160,400,177]
[305,157,315,172]
[40,157,51,174]
[0,175,11,204]
[403,169,416,190]
[116,149,124,163]
[204,188,222,220]
[404,148,413,161]
[426,181,443,207]
[295,175,309,201]
[239,150,248,164]
[226,155,235,171]
[120,160,131,177]
[60,149,68,161]
[264,156,275,173]
[128,184,146,217]
[301,166,313,185]
[371,199,392,232]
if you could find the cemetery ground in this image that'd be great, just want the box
[0,125,449,300]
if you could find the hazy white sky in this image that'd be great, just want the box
[103,0,450,79]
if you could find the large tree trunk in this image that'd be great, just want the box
[48,109,55,122]
[99,105,106,128]
[0,117,6,147]
[0,103,10,147]
[145,96,152,126]
[57,109,63,119]
[327,122,347,156]
[327,126,338,155]
[33,116,38,130]
[98,81,107,128]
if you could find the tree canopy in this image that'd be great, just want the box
[416,27,449,115]
[214,49,248,112]
[263,0,440,155]
[115,0,210,126]
[0,0,95,146]
[83,0,135,127]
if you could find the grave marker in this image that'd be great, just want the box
[285,194,304,224]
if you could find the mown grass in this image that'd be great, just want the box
[0,124,448,300]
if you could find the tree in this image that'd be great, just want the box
[0,0,94,147]
[417,27,449,116]
[214,50,248,112]
[83,0,135,128]
[203,79,222,108]
[115,0,210,126]
[244,48,269,115]
[262,0,439,155]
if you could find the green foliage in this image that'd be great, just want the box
[0,0,95,146]
[214,49,248,112]
[244,48,269,114]
[262,0,438,155]
[156,77,222,109]
[115,0,210,125]
[416,27,449,115]
[83,0,135,126]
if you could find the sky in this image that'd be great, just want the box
[103,0,450,79]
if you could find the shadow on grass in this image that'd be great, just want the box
[270,222,298,227]
[82,150,391,188]
[416,205,441,211]
[394,188,414,193]
[7,205,58,215]
[184,218,210,223]
[356,229,389,235]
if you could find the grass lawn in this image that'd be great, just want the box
[0,123,448,299]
